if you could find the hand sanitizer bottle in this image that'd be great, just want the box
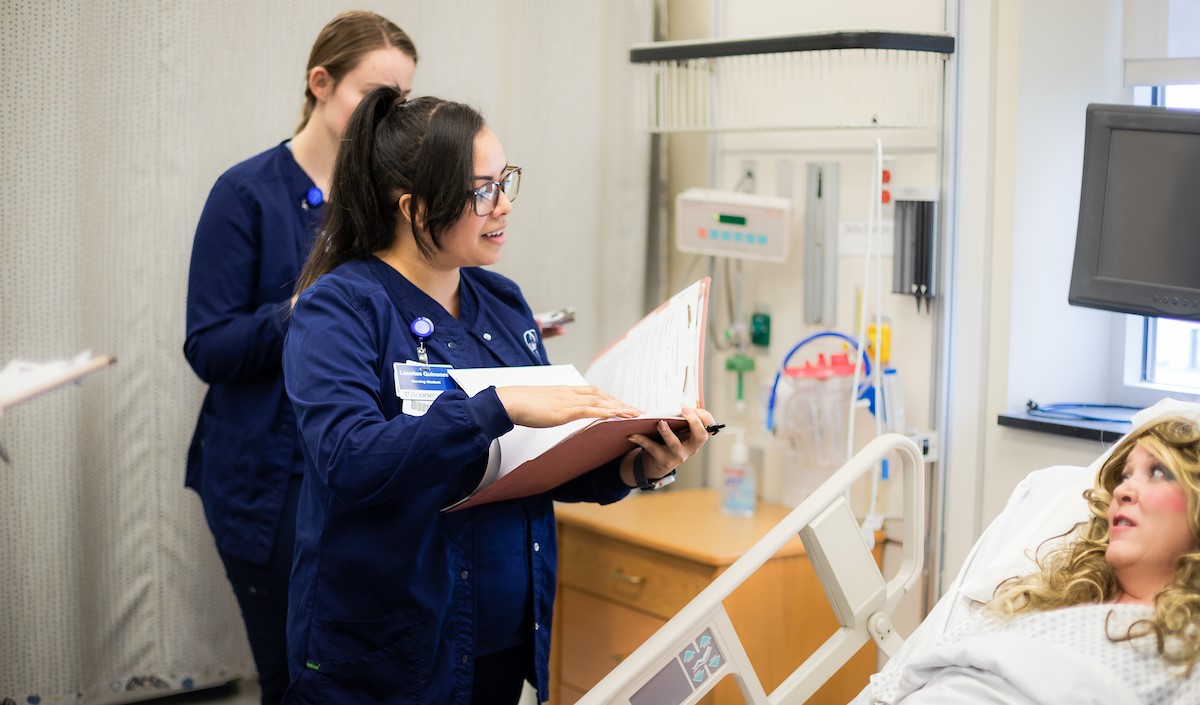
[721,428,756,518]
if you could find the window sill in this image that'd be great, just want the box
[996,410,1133,443]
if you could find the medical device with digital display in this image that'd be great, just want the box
[675,188,791,262]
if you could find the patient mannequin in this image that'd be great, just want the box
[868,415,1200,704]
[987,415,1200,670]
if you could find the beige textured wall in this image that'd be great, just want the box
[0,2,651,701]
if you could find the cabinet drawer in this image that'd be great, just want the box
[559,526,712,617]
[555,683,584,705]
[558,587,666,692]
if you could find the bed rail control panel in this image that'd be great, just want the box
[576,433,925,705]
[629,627,728,705]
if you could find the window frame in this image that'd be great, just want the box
[1119,316,1199,401]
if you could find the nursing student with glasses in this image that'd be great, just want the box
[281,87,716,705]
[472,166,521,215]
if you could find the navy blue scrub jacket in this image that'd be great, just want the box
[282,258,631,704]
[184,142,319,564]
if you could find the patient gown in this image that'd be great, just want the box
[868,603,1199,705]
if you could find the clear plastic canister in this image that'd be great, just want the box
[772,352,857,505]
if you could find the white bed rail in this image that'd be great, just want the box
[576,433,925,705]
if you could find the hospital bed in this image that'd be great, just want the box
[576,399,1188,705]
[575,432,926,705]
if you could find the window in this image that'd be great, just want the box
[1134,85,1200,392]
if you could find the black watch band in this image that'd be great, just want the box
[633,450,676,491]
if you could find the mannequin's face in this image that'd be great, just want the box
[1106,444,1196,589]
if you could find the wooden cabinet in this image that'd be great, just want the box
[550,489,880,705]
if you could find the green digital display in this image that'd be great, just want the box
[715,213,747,226]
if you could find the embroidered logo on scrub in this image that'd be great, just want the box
[523,328,539,354]
[393,361,454,416]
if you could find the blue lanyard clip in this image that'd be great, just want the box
[410,317,434,365]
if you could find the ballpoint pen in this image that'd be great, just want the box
[672,422,726,442]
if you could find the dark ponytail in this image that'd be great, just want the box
[295,87,484,294]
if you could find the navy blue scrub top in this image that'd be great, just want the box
[282,258,631,705]
[184,141,319,565]
[371,258,529,656]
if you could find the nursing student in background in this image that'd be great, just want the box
[182,13,417,705]
[281,86,717,705]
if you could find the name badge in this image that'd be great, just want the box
[393,361,454,416]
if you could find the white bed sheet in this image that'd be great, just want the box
[849,398,1200,704]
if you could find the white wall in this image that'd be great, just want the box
[1003,2,1127,409]
[947,0,1127,585]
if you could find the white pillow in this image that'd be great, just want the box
[957,465,1092,603]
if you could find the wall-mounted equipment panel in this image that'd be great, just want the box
[676,189,791,263]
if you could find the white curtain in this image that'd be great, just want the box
[1123,0,1200,85]
[0,1,652,702]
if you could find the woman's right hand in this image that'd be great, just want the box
[495,385,641,428]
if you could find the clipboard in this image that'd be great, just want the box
[444,278,709,511]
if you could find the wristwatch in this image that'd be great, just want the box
[633,450,676,491]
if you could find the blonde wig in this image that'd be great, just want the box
[988,415,1200,674]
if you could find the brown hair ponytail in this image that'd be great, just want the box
[295,11,417,134]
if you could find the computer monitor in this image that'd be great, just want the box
[1069,102,1200,321]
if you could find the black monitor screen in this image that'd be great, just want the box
[1099,130,1200,287]
[1070,103,1200,320]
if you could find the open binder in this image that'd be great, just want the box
[444,278,709,510]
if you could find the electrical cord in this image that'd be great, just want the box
[1024,400,1141,423]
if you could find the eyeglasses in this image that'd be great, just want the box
[470,166,521,216]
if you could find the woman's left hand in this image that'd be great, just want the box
[621,405,717,486]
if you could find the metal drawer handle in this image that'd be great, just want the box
[613,568,644,586]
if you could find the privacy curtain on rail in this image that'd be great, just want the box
[0,1,652,702]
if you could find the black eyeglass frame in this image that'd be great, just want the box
[470,166,521,216]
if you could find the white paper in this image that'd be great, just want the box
[0,350,100,409]
[584,279,705,415]
[448,364,596,478]
[449,363,587,393]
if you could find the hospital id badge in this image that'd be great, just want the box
[393,361,454,417]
